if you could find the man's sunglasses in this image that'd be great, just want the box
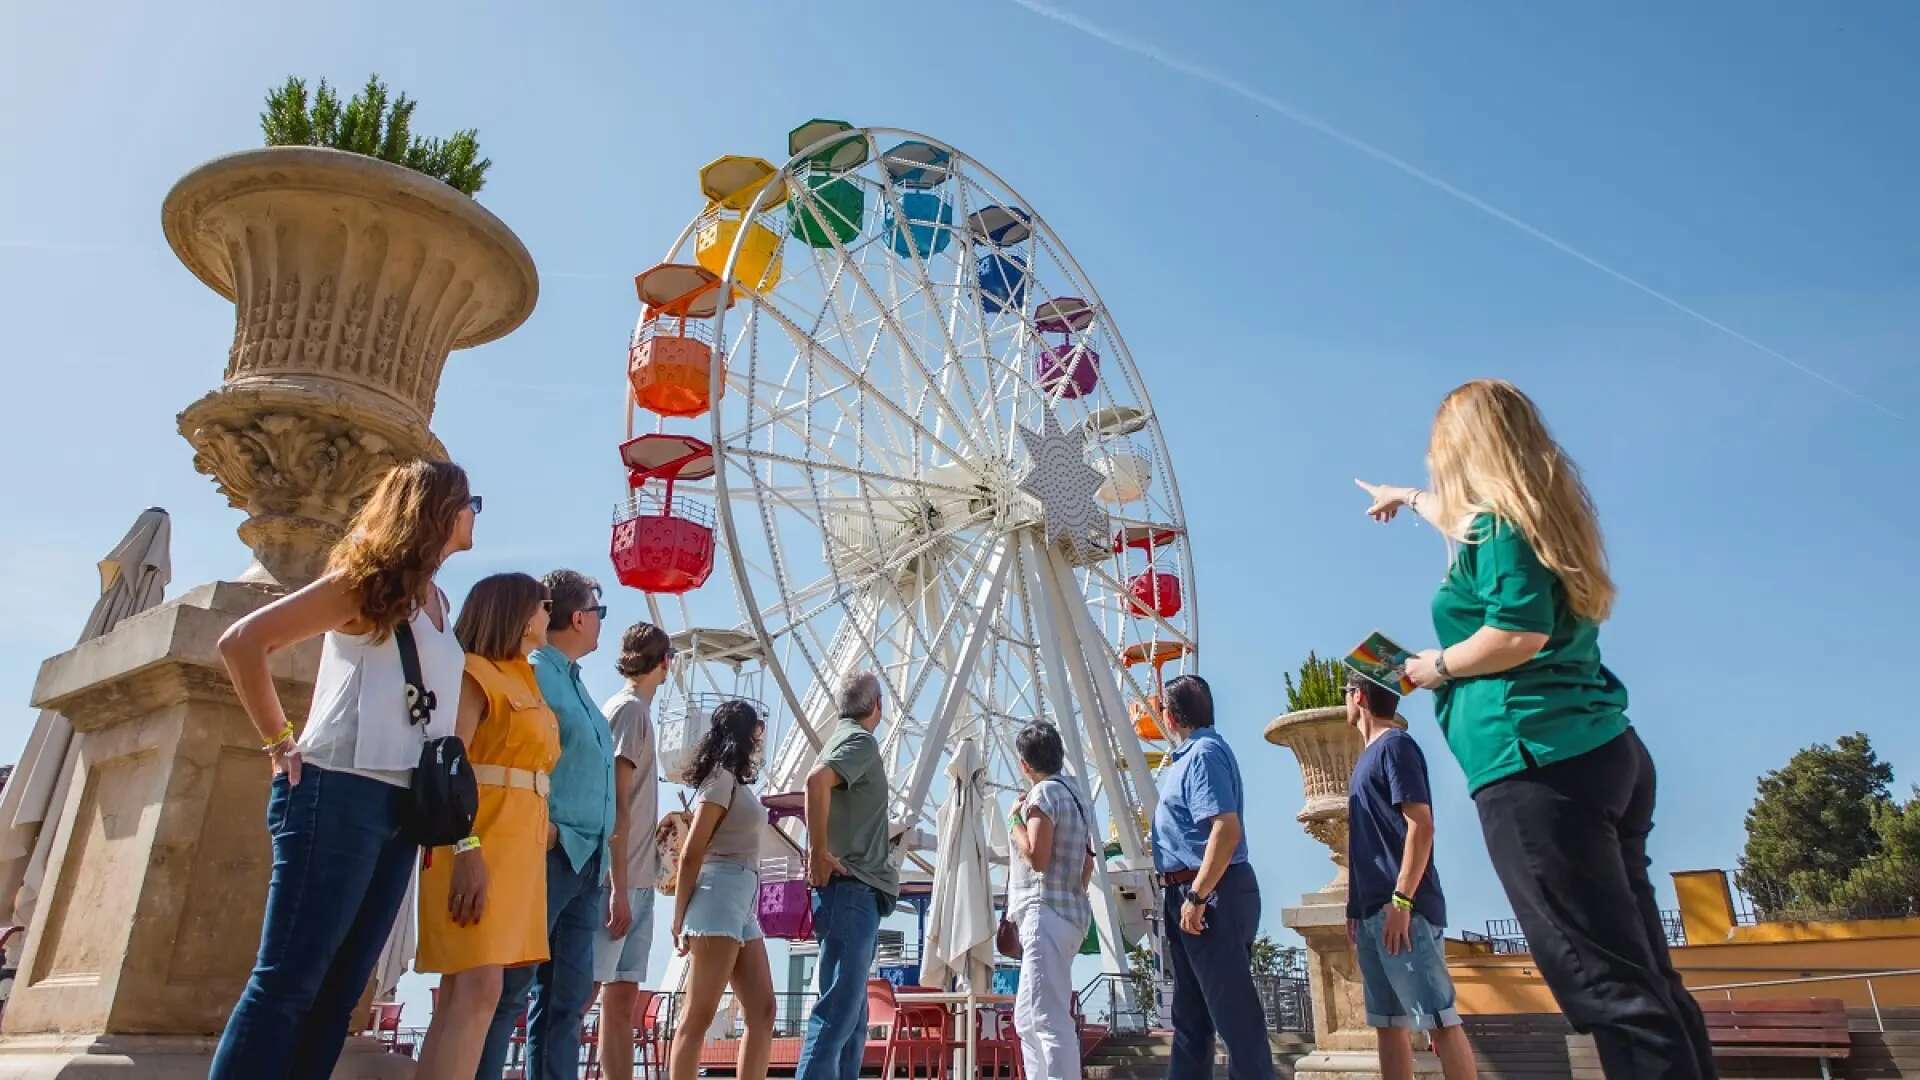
[468,495,484,514]
[543,601,607,620]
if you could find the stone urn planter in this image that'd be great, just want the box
[163,146,539,586]
[1263,705,1366,890]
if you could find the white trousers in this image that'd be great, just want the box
[1013,904,1087,1080]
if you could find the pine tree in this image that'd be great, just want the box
[1283,651,1348,712]
[1738,733,1906,917]
[259,73,490,196]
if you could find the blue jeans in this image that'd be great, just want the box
[210,768,417,1080]
[475,845,603,1080]
[1354,910,1460,1031]
[1164,862,1275,1080]
[795,879,883,1080]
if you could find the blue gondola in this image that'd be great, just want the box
[978,253,1028,313]
[885,192,954,259]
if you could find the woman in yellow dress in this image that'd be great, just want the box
[413,572,562,1079]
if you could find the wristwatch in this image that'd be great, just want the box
[1183,884,1211,905]
[1434,649,1452,682]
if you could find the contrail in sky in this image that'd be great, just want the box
[1008,0,1900,421]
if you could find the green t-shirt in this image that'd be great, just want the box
[1431,514,1630,793]
[819,718,899,900]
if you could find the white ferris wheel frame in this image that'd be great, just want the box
[632,127,1199,969]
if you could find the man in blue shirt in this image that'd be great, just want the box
[1344,671,1478,1080]
[1150,675,1275,1080]
[476,570,616,1080]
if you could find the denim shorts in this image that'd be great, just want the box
[593,886,657,983]
[1354,909,1461,1031]
[683,861,763,943]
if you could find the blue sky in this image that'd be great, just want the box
[4,0,1918,1018]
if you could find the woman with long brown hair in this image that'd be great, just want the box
[413,573,561,1079]
[1357,380,1714,1079]
[669,700,775,1080]
[210,459,478,1080]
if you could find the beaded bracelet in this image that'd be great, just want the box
[260,724,295,752]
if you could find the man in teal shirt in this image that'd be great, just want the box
[477,570,615,1080]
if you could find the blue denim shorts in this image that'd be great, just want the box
[1354,909,1461,1031]
[683,861,763,943]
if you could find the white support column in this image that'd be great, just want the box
[893,539,1011,828]
[1017,531,1130,974]
[1025,534,1149,869]
[1047,550,1162,824]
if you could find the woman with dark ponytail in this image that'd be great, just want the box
[667,700,775,1080]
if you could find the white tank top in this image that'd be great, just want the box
[297,598,464,787]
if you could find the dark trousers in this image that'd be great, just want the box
[210,768,417,1080]
[1475,729,1717,1080]
[475,846,604,1080]
[1163,862,1276,1080]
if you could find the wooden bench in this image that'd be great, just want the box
[1701,997,1851,1079]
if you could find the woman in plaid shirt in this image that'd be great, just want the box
[1007,722,1096,1079]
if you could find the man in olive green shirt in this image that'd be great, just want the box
[796,671,898,1080]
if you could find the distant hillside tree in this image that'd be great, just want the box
[1739,732,1918,918]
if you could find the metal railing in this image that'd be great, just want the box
[1692,968,1920,1033]
[1470,912,1687,954]
[1730,871,1920,925]
[1074,970,1312,1035]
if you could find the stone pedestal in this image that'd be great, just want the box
[0,147,537,1077]
[1283,888,1441,1079]
[1268,708,1438,1079]
[0,583,402,1077]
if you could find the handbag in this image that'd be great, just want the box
[997,777,1095,960]
[395,620,477,847]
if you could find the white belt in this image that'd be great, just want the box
[472,763,550,797]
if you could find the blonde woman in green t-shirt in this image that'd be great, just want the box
[1357,379,1716,1080]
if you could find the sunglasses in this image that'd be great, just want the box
[588,605,608,619]
[468,495,484,514]
[541,599,554,612]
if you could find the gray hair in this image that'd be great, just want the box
[837,671,882,719]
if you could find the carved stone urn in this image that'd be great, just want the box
[1264,706,1365,890]
[163,146,539,586]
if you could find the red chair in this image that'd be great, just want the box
[507,1007,528,1072]
[977,1004,1024,1079]
[582,1007,602,1078]
[634,991,668,1080]
[880,980,951,1080]
[367,1001,404,1050]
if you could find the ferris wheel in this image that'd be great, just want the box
[615,123,1199,966]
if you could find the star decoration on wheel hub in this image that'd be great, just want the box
[1015,408,1109,562]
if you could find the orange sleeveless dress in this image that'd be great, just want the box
[416,655,561,973]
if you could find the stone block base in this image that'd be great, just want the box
[1295,1047,1444,1078]
[0,1034,412,1078]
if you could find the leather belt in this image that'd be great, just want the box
[1158,867,1199,888]
[472,763,550,797]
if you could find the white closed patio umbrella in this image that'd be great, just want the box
[919,737,996,994]
[0,508,171,943]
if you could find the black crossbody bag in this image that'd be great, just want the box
[395,620,477,847]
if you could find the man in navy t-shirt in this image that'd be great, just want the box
[1345,670,1480,1080]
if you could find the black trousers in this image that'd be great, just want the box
[1474,729,1717,1080]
